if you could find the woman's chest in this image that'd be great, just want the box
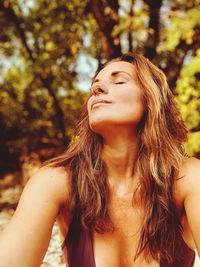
[93,195,160,267]
[108,192,143,236]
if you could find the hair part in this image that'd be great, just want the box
[46,52,188,263]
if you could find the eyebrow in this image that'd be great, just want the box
[92,70,133,84]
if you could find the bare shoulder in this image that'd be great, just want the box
[176,157,200,254]
[0,165,72,266]
[179,157,200,187]
[26,165,71,207]
[174,157,200,205]
[180,156,200,174]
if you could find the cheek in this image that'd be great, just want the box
[119,89,145,120]
[118,87,143,107]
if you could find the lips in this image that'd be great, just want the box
[91,99,112,109]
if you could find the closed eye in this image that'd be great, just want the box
[115,82,125,84]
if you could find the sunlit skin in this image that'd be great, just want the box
[87,62,157,266]
[87,61,145,183]
[0,61,200,267]
[87,61,144,135]
[85,61,196,266]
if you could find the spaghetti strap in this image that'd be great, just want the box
[62,220,95,267]
[160,234,195,267]
[62,221,195,267]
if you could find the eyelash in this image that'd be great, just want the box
[89,81,125,96]
[115,82,125,84]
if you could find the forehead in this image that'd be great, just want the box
[95,61,136,79]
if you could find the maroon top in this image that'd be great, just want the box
[62,220,195,267]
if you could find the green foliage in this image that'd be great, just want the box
[163,6,200,51]
[0,0,199,175]
[175,49,200,156]
[0,0,89,174]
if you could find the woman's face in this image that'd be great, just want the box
[87,61,145,133]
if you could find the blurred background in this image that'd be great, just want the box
[0,0,200,266]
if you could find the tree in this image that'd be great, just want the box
[88,0,200,157]
[0,0,199,175]
[0,0,88,174]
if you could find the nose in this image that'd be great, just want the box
[91,83,108,96]
[93,87,104,95]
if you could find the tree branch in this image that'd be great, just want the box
[190,126,200,133]
[0,2,34,61]
[90,0,121,60]
[128,0,134,52]
[0,1,68,142]
[144,0,162,60]
[165,30,200,90]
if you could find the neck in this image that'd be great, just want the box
[102,126,139,185]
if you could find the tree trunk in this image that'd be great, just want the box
[144,0,162,60]
[90,0,121,60]
[0,1,67,142]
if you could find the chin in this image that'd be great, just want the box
[89,118,112,134]
[89,121,106,133]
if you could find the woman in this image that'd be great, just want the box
[0,52,199,267]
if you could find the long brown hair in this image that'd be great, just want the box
[46,52,188,263]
